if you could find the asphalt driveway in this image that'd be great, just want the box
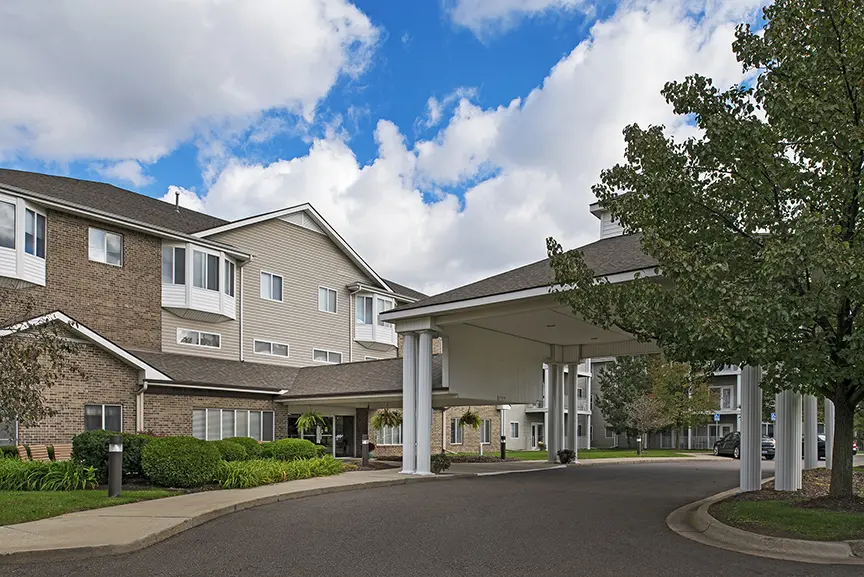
[3,460,860,577]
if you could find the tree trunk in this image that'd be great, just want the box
[829,395,856,499]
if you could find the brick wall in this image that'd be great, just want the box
[17,342,140,445]
[396,334,443,356]
[0,210,162,351]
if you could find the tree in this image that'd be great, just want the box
[625,395,669,455]
[0,296,81,428]
[649,359,717,448]
[548,0,864,497]
[594,356,652,445]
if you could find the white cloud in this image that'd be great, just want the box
[446,0,586,36]
[170,0,763,295]
[0,0,378,163]
[93,160,153,187]
[159,185,206,214]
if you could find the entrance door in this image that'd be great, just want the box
[287,415,334,456]
[334,416,355,457]
[531,423,545,450]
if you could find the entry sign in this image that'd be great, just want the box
[771,412,776,422]
[713,413,720,422]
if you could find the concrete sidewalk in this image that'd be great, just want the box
[0,470,438,563]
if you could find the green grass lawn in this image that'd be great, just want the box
[0,489,176,526]
[460,449,711,461]
[710,500,864,541]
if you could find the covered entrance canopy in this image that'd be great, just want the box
[380,234,764,491]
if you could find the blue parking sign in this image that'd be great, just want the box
[713,413,720,422]
[770,412,776,421]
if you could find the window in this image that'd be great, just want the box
[356,295,373,324]
[318,287,337,313]
[378,424,402,445]
[84,404,122,432]
[313,348,342,364]
[480,419,492,444]
[377,298,393,326]
[177,328,221,348]
[605,427,614,439]
[26,209,46,258]
[161,246,186,284]
[450,418,463,444]
[260,271,283,301]
[510,422,520,439]
[88,228,121,266]
[192,409,274,441]
[254,339,289,357]
[578,423,584,436]
[364,356,379,361]
[224,260,235,297]
[0,201,14,249]
[713,386,734,410]
[193,250,219,291]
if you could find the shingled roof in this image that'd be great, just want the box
[133,351,298,392]
[0,169,227,234]
[383,278,428,301]
[394,233,657,312]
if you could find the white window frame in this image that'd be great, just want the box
[192,249,220,291]
[88,227,123,267]
[260,271,283,302]
[712,385,735,410]
[364,356,379,361]
[356,294,373,324]
[0,199,15,250]
[509,421,520,439]
[224,259,235,297]
[480,419,492,445]
[318,286,337,314]
[177,328,222,349]
[84,404,123,432]
[377,423,403,446]
[312,348,342,364]
[605,427,614,439]
[193,408,274,441]
[253,339,290,358]
[161,245,186,285]
[25,207,46,259]
[450,418,463,445]
[376,297,394,327]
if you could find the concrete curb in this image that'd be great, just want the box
[0,475,445,564]
[575,456,724,466]
[666,479,864,565]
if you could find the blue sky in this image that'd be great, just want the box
[0,0,764,292]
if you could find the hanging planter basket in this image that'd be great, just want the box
[460,408,482,430]
[371,408,403,430]
[296,411,328,434]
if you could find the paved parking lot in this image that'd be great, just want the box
[3,459,860,577]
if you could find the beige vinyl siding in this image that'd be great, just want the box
[160,309,240,360]
[599,211,624,239]
[212,217,397,367]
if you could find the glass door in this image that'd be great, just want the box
[531,423,545,450]
[334,416,355,457]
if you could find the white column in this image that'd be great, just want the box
[775,390,802,491]
[825,398,835,469]
[586,414,591,450]
[566,365,577,452]
[400,332,417,474]
[415,331,434,475]
[803,394,818,469]
[735,371,742,431]
[687,427,692,450]
[739,365,763,492]
[547,364,564,463]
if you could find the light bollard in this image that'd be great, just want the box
[500,435,507,460]
[108,435,123,497]
[361,434,370,467]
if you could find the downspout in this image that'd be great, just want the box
[348,286,362,363]
[136,374,148,433]
[239,264,245,361]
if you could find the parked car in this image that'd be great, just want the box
[813,435,857,460]
[713,432,776,460]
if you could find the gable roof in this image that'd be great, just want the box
[0,169,227,234]
[0,312,170,380]
[383,279,428,301]
[391,233,657,312]
[193,203,394,293]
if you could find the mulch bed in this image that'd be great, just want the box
[721,468,864,513]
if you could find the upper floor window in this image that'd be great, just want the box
[177,328,221,348]
[313,348,342,364]
[254,339,289,357]
[224,260,235,297]
[377,298,393,327]
[161,246,186,284]
[260,271,283,302]
[356,295,373,324]
[27,209,46,259]
[0,201,14,249]
[88,227,121,266]
[192,250,219,291]
[319,287,337,313]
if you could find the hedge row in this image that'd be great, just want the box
[72,430,152,482]
[0,459,97,491]
[215,456,345,489]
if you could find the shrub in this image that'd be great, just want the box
[0,446,18,459]
[72,430,152,481]
[256,442,274,459]
[215,456,344,489]
[315,444,329,457]
[557,449,576,464]
[0,459,97,490]
[211,440,248,462]
[142,436,221,488]
[431,453,452,474]
[267,438,318,461]
[223,436,260,457]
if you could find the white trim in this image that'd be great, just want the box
[260,270,283,302]
[192,204,393,293]
[0,311,169,380]
[509,421,520,439]
[253,338,290,358]
[312,347,342,364]
[318,286,338,314]
[348,282,417,303]
[147,381,288,395]
[0,183,251,260]
[276,390,451,403]
[87,227,123,267]
[364,356,379,361]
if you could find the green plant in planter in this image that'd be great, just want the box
[459,408,482,430]
[557,449,576,464]
[370,408,402,430]
[296,411,328,435]
[431,453,452,474]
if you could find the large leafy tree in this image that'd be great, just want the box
[548,0,864,497]
[649,359,717,449]
[594,356,652,444]
[625,395,669,454]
